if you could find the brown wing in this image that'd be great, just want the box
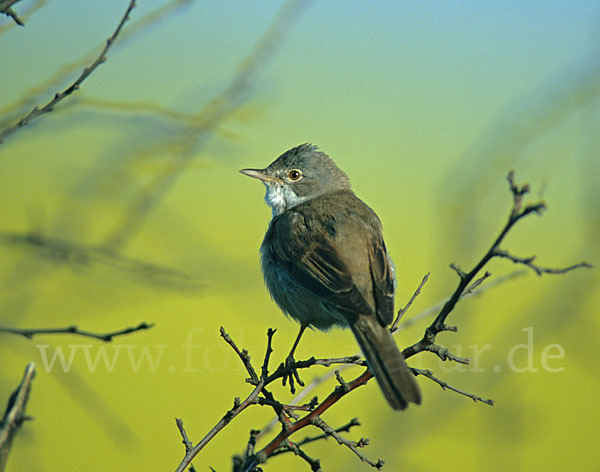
[368,239,395,327]
[284,235,375,321]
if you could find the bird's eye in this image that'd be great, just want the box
[287,169,302,181]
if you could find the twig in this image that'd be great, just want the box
[402,171,591,362]
[310,416,383,470]
[255,270,524,443]
[220,327,259,383]
[0,0,191,122]
[265,355,364,385]
[276,418,361,452]
[261,328,277,379]
[0,0,45,33]
[0,0,137,143]
[176,418,193,453]
[175,328,281,472]
[175,174,590,471]
[462,271,492,296]
[0,0,24,26]
[412,368,494,406]
[0,363,35,472]
[493,249,592,276]
[390,273,429,332]
[0,322,154,342]
[274,440,322,471]
[393,269,526,332]
[101,0,314,251]
[0,231,201,290]
[244,369,374,471]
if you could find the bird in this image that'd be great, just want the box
[240,143,421,410]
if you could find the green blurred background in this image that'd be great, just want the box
[1,1,598,470]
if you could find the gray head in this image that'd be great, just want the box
[240,144,350,216]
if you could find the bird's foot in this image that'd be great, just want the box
[281,355,304,394]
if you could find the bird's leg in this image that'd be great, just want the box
[282,324,307,393]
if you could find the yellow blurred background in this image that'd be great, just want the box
[1,1,598,471]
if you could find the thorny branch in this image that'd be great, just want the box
[174,172,591,472]
[0,0,137,143]
[0,322,153,342]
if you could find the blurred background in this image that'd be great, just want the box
[1,0,598,470]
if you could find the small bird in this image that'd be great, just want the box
[240,143,421,410]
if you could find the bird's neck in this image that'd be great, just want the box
[264,183,306,217]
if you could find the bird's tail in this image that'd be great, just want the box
[351,316,421,410]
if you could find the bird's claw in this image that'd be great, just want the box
[281,355,304,394]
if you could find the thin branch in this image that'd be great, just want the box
[0,0,24,26]
[424,344,468,364]
[174,172,591,472]
[402,171,592,362]
[287,418,360,451]
[0,322,154,342]
[0,231,201,290]
[176,418,193,453]
[0,0,45,34]
[175,327,282,472]
[462,271,492,296]
[390,273,429,332]
[244,369,373,471]
[274,440,322,471]
[265,355,365,385]
[493,249,592,276]
[0,0,191,122]
[0,363,35,471]
[412,368,494,406]
[100,0,314,252]
[261,328,277,379]
[255,270,524,444]
[310,416,383,470]
[0,0,137,143]
[394,270,527,332]
[220,327,259,384]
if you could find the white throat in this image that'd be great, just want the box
[264,183,306,217]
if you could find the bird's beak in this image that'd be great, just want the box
[239,168,280,183]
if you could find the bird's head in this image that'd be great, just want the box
[240,143,350,216]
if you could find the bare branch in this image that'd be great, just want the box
[175,327,280,472]
[0,231,201,290]
[393,270,527,332]
[310,416,383,470]
[0,0,191,122]
[0,363,35,471]
[174,172,590,471]
[462,271,492,296]
[273,440,322,471]
[0,0,137,143]
[101,0,315,251]
[412,368,494,406]
[0,322,153,342]
[219,327,259,384]
[0,0,24,26]
[402,171,591,361]
[493,249,592,276]
[0,0,44,33]
[390,272,429,332]
[175,418,193,453]
[424,344,469,364]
